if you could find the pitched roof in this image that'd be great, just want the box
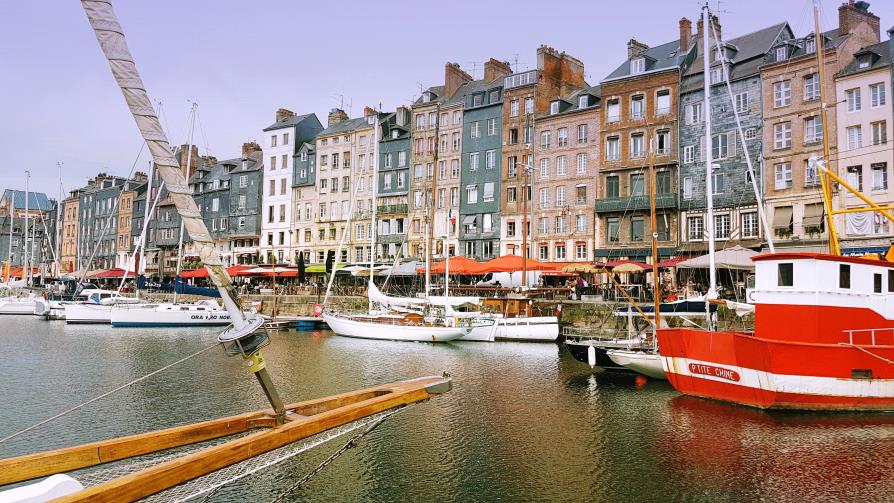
[603,39,687,82]
[535,85,601,120]
[837,40,892,78]
[262,113,315,132]
[318,116,372,136]
[2,189,53,211]
[413,85,446,106]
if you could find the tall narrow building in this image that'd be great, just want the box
[377,107,412,260]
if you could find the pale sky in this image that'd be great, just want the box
[2,0,893,198]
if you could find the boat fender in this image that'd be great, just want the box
[587,345,596,368]
[313,303,324,317]
[555,303,563,318]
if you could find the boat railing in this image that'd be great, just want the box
[563,326,637,342]
[842,328,894,346]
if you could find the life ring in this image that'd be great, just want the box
[313,303,324,317]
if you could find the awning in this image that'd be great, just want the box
[677,245,758,271]
[773,206,793,229]
[462,215,477,225]
[802,203,824,228]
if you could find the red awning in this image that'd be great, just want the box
[4,266,39,279]
[89,268,136,279]
[468,255,553,274]
[424,256,481,275]
[656,257,689,268]
[181,265,251,279]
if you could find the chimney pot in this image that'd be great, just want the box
[680,17,692,50]
[327,108,349,127]
[275,108,295,122]
[483,58,512,82]
[241,141,261,159]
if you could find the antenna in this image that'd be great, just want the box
[512,53,519,72]
[468,61,480,80]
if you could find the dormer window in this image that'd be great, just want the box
[775,46,787,62]
[550,101,560,115]
[631,58,645,75]
[859,57,871,69]
[367,115,375,125]
[300,151,307,161]
[578,95,588,108]
[391,130,399,139]
[714,48,723,62]
[805,38,816,54]
[423,92,432,103]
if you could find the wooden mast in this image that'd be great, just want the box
[648,133,661,333]
[813,0,840,256]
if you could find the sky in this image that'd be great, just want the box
[2,0,894,199]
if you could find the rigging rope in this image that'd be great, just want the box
[0,342,218,445]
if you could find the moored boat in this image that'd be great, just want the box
[323,311,469,342]
[110,300,234,327]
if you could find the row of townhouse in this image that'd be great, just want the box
[50,1,893,273]
[0,189,56,271]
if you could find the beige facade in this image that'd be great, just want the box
[408,98,440,259]
[60,197,79,273]
[116,189,134,268]
[834,41,892,250]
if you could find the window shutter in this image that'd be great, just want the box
[727,131,737,157]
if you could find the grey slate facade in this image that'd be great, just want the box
[377,108,411,259]
[77,176,130,270]
[459,80,503,260]
[0,189,55,270]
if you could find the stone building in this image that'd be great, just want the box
[408,84,444,259]
[596,33,687,262]
[259,109,323,264]
[501,46,587,257]
[0,189,55,271]
[228,144,264,265]
[834,36,893,252]
[60,194,80,273]
[761,1,880,251]
[293,140,316,263]
[678,18,793,253]
[377,107,411,260]
[533,85,601,262]
[458,59,513,260]
[74,174,133,271]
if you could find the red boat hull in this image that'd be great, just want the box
[658,328,894,411]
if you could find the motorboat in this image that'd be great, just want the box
[63,290,141,324]
[0,295,38,315]
[110,300,234,327]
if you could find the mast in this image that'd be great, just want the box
[173,102,197,304]
[813,0,839,256]
[23,170,30,287]
[368,111,380,313]
[425,104,441,298]
[54,162,63,277]
[702,4,717,300]
[139,162,154,277]
[6,194,12,284]
[82,1,247,329]
[648,133,661,333]
[521,112,530,290]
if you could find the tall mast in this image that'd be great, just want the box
[702,4,717,300]
[368,112,380,312]
[24,170,30,287]
[813,0,839,256]
[521,112,531,289]
[173,102,198,304]
[648,133,661,333]
[6,194,13,284]
[139,163,154,276]
[55,162,63,277]
[425,103,441,298]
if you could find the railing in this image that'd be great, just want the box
[842,328,894,346]
[377,204,408,214]
[595,193,678,212]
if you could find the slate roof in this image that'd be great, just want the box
[413,85,446,106]
[603,39,689,82]
[262,113,315,132]
[318,116,372,137]
[535,85,601,120]
[837,40,892,78]
[681,22,792,93]
[2,189,52,211]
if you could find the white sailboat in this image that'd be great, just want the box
[0,173,38,315]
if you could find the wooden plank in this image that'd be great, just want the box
[50,375,451,503]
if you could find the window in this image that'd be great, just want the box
[630,218,645,241]
[682,176,693,200]
[871,83,886,107]
[239,175,247,188]
[487,118,497,136]
[630,95,644,119]
[805,38,816,54]
[577,124,588,144]
[712,133,730,159]
[775,46,787,62]
[471,121,481,138]
[541,131,551,149]
[469,153,480,171]
[631,57,645,74]
[778,263,794,286]
[414,190,423,208]
[872,163,887,191]
[510,99,519,117]
[607,99,620,122]
[383,173,392,190]
[557,128,568,147]
[775,163,792,190]
[539,187,549,208]
[268,179,275,196]
[488,90,499,103]
[538,217,549,234]
[576,185,587,204]
[889,270,894,293]
[509,128,519,145]
[656,171,671,194]
[630,134,644,158]
[875,273,883,293]
[734,92,748,113]
[507,156,518,177]
[415,114,425,130]
[656,90,671,115]
[281,154,289,171]
[238,216,246,229]
[804,74,819,101]
[485,150,496,170]
[550,101,560,115]
[482,182,495,202]
[555,244,566,260]
[741,212,758,239]
[575,241,587,260]
[607,217,620,242]
[839,264,851,289]
[714,214,731,239]
[656,130,670,154]
[712,168,725,195]
[451,159,460,178]
[871,121,887,145]
[687,216,704,241]
[525,97,534,114]
[847,126,863,150]
[450,187,458,206]
[774,122,792,149]
[804,115,823,143]
[576,153,587,174]
[483,213,493,232]
[556,186,566,206]
[555,215,566,233]
[686,102,703,125]
[267,205,274,223]
[466,185,478,204]
[847,166,863,191]
[847,88,862,112]
[507,186,517,203]
[452,132,460,151]
[578,96,589,109]
[270,135,277,147]
[773,81,791,107]
[556,156,567,176]
[238,194,246,209]
[630,174,645,196]
[805,159,819,187]
[605,137,620,161]
[710,67,727,84]
[606,176,620,198]
[279,204,286,222]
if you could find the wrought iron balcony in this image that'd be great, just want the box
[377,204,408,215]
[595,193,678,213]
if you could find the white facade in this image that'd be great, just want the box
[260,127,296,264]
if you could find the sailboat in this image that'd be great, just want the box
[0,172,38,315]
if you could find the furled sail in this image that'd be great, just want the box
[367,280,427,310]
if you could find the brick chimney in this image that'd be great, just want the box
[396,106,409,127]
[839,0,880,40]
[363,106,377,119]
[275,108,295,122]
[201,155,218,166]
[178,144,199,176]
[241,141,261,158]
[680,18,692,50]
[696,14,721,48]
[327,108,348,127]
[537,45,586,96]
[444,62,472,98]
[483,58,512,82]
[627,39,650,59]
[133,171,148,182]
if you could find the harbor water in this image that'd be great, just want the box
[2,317,894,502]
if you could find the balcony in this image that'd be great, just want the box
[377,204,408,215]
[595,193,678,213]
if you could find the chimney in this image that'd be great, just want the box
[483,58,512,82]
[133,171,148,182]
[537,45,586,96]
[363,106,377,118]
[241,141,261,158]
[178,144,199,177]
[696,14,722,49]
[327,108,348,127]
[201,155,218,166]
[838,0,880,40]
[680,18,692,50]
[396,106,409,127]
[275,108,295,122]
[444,62,472,98]
[627,38,650,59]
